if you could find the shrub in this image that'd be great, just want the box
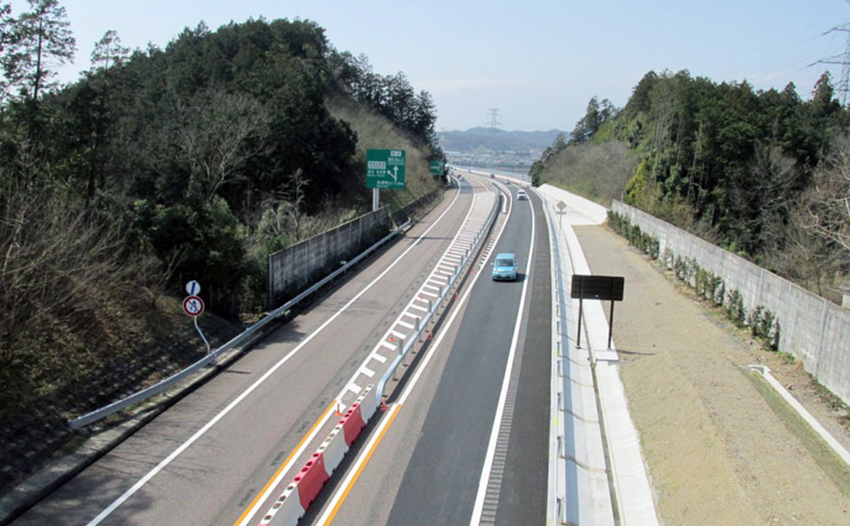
[726,289,746,327]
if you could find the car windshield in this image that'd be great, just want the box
[495,258,515,267]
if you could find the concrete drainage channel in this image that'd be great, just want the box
[540,184,661,526]
[255,182,502,526]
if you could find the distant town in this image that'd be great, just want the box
[437,127,563,175]
[443,149,539,174]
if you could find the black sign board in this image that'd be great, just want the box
[570,275,624,301]
[570,275,625,349]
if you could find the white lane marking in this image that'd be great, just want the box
[85,186,467,526]
[317,179,512,526]
[371,352,388,364]
[469,193,535,526]
[237,183,484,526]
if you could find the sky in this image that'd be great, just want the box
[13,0,850,132]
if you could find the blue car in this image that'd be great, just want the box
[492,253,518,281]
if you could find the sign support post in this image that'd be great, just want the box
[570,275,625,350]
[183,281,210,353]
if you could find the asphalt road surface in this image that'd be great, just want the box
[11,179,486,526]
[307,180,551,526]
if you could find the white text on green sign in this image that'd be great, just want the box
[366,149,406,189]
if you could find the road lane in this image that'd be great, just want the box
[315,180,551,526]
[11,180,486,526]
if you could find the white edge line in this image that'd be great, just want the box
[469,192,534,526]
[87,186,465,526]
[316,180,510,526]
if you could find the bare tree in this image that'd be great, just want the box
[803,132,850,262]
[177,88,269,202]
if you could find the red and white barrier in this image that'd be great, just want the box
[257,483,303,526]
[259,385,378,526]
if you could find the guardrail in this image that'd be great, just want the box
[376,189,502,401]
[68,219,412,430]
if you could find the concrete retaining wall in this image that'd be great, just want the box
[611,200,850,407]
[267,207,391,309]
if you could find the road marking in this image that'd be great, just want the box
[84,182,466,526]
[318,403,403,526]
[469,189,535,526]
[317,175,514,525]
[230,402,336,526]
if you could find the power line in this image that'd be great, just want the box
[486,108,502,129]
[810,25,850,103]
[810,2,850,104]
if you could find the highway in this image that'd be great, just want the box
[307,178,551,526]
[11,174,551,526]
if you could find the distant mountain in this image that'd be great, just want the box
[438,127,563,153]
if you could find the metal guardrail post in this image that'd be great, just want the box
[68,218,412,430]
[375,191,501,402]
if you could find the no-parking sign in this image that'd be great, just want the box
[183,295,204,317]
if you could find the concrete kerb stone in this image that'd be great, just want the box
[748,365,850,468]
[541,185,663,526]
[538,186,611,526]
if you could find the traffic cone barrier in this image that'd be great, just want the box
[388,333,395,343]
[454,291,459,300]
[335,402,343,416]
[380,396,388,411]
[428,329,433,341]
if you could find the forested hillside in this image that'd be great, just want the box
[0,1,441,417]
[533,70,850,298]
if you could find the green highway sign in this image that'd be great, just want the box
[429,160,445,176]
[367,149,406,189]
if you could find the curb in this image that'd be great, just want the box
[748,364,850,468]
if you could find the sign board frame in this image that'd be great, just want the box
[570,275,625,349]
[366,149,406,189]
[429,160,445,176]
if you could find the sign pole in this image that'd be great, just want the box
[576,278,584,348]
[608,279,615,349]
[195,316,210,354]
[183,280,209,353]
[372,188,380,211]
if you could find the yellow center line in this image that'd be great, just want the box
[320,403,403,526]
[232,401,337,526]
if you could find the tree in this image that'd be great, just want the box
[0,3,15,105]
[90,29,128,74]
[7,0,75,104]
[79,30,128,202]
[570,97,616,144]
[803,131,850,261]
[176,88,269,203]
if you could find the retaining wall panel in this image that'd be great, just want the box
[819,306,850,403]
[613,200,850,406]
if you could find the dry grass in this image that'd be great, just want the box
[0,183,180,416]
